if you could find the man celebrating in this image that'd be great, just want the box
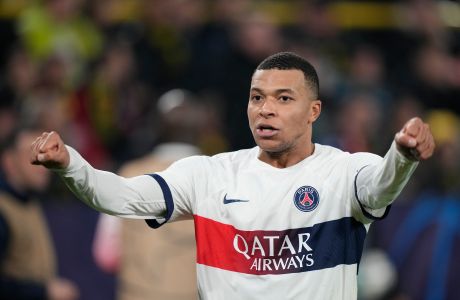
[30,52,434,299]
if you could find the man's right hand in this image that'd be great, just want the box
[30,131,70,169]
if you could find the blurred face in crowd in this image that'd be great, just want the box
[2,131,51,193]
[234,12,282,61]
[46,0,83,21]
[248,69,321,160]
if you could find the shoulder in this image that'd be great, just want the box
[313,144,349,164]
[314,144,382,167]
[315,143,346,157]
[166,147,257,173]
[211,147,256,164]
[349,151,382,165]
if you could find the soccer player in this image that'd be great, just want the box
[30,52,435,299]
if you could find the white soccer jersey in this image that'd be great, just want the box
[60,142,417,300]
[148,142,414,300]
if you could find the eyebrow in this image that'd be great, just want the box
[250,87,296,95]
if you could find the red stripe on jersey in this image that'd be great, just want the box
[194,215,314,275]
[193,214,367,275]
[194,215,251,273]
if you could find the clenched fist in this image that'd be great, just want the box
[30,131,70,169]
[395,117,435,161]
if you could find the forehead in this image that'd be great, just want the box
[251,69,307,93]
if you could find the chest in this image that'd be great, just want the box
[195,164,352,230]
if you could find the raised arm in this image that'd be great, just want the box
[30,132,167,219]
[355,117,435,214]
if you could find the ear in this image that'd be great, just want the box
[308,100,322,123]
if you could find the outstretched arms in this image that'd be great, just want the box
[354,117,435,218]
[30,132,167,219]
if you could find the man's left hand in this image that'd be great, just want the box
[395,117,435,161]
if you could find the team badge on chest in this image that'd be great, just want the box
[293,186,320,212]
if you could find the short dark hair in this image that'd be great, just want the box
[256,52,319,99]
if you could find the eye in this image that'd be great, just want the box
[251,95,262,102]
[279,95,292,102]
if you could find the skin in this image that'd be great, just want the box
[2,131,51,192]
[30,69,435,169]
[247,69,435,168]
[248,69,321,168]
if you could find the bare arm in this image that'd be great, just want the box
[30,132,167,218]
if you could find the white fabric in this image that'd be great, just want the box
[57,142,418,300]
[58,146,167,219]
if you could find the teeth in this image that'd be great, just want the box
[258,127,275,132]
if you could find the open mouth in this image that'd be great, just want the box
[256,124,279,137]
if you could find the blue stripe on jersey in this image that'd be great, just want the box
[145,174,174,229]
[354,165,391,221]
[195,215,367,275]
[303,217,367,273]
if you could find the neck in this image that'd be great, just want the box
[258,142,315,168]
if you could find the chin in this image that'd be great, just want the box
[256,139,286,153]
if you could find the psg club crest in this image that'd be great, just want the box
[293,186,320,212]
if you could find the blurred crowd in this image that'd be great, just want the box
[0,0,459,299]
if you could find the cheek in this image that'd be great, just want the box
[284,111,310,137]
[288,110,309,126]
[247,106,257,127]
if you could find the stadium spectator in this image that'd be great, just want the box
[0,126,79,300]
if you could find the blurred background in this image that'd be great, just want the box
[0,0,459,299]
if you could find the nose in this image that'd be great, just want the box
[259,98,276,118]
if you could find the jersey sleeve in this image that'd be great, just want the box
[348,141,419,223]
[56,146,168,219]
[151,155,207,226]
